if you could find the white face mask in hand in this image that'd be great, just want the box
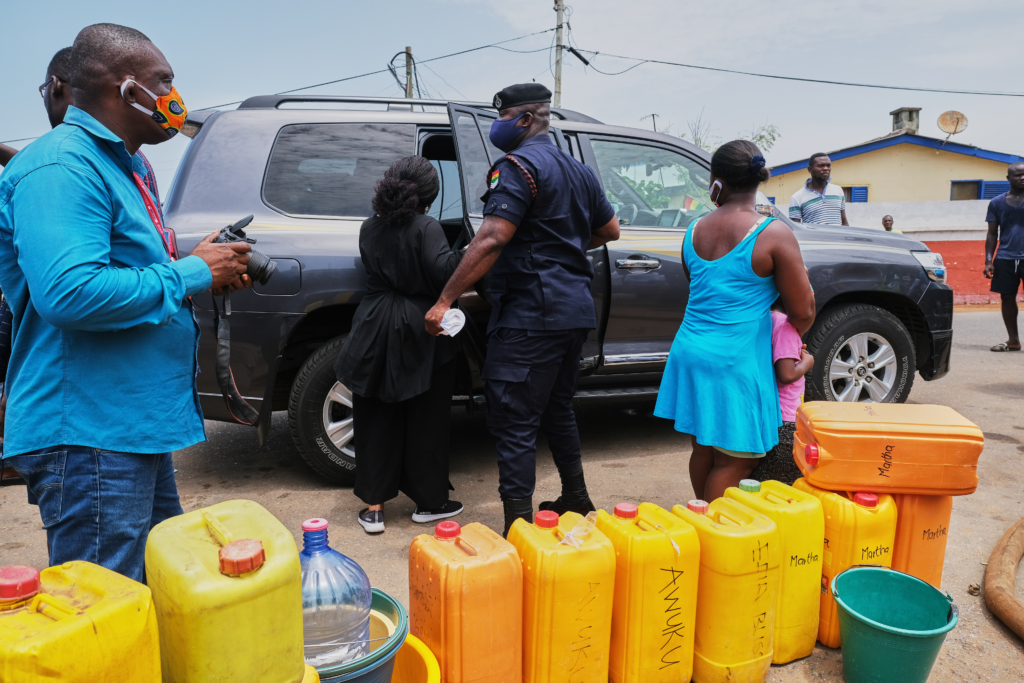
[439,309,466,336]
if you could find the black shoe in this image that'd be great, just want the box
[502,496,534,538]
[358,508,385,534]
[411,500,464,524]
[539,460,596,516]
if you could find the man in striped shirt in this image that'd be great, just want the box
[789,153,849,226]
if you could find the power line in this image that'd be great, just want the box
[569,48,1024,98]
[1,28,557,144]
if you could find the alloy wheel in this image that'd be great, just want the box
[828,332,898,402]
[322,381,355,458]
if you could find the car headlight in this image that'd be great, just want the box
[912,251,946,284]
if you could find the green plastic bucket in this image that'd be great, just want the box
[831,567,958,683]
[318,588,409,683]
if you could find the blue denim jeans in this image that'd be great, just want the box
[7,446,183,583]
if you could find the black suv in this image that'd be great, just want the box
[166,96,953,483]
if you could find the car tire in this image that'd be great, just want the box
[804,304,915,404]
[288,335,357,485]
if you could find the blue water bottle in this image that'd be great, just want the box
[299,518,373,667]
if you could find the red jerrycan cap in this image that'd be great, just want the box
[0,565,40,601]
[804,443,820,466]
[302,518,329,532]
[435,521,461,538]
[613,503,638,519]
[535,510,560,529]
[853,492,879,508]
[687,500,710,515]
[219,539,266,576]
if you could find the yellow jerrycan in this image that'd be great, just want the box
[891,494,953,588]
[0,561,160,682]
[792,479,897,648]
[672,498,780,683]
[725,480,824,664]
[408,521,523,683]
[595,502,700,683]
[145,499,306,683]
[507,510,616,683]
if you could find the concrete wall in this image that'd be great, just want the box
[763,142,1009,204]
[844,199,990,241]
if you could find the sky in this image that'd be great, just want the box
[3,0,1022,193]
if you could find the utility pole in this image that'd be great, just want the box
[405,46,413,99]
[553,1,564,108]
[641,113,660,132]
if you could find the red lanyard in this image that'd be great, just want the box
[132,172,176,261]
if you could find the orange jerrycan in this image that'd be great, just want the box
[672,498,780,683]
[595,503,700,683]
[145,499,305,683]
[408,521,522,683]
[508,511,616,683]
[891,494,953,588]
[0,561,160,682]
[725,480,824,664]
[793,402,984,495]
[791,479,897,648]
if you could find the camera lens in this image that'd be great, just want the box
[246,250,277,286]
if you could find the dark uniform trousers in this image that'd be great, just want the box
[484,327,589,499]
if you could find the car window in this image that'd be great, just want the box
[263,123,415,218]
[426,160,464,221]
[453,114,495,216]
[591,139,714,228]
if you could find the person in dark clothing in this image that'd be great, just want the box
[424,83,621,536]
[335,156,465,534]
[984,162,1024,351]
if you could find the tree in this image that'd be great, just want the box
[678,112,782,154]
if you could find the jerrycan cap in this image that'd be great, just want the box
[853,492,879,508]
[0,565,40,601]
[613,503,638,519]
[739,479,761,493]
[219,539,266,576]
[535,510,559,528]
[687,499,710,515]
[302,518,329,532]
[435,521,461,538]
[805,443,820,466]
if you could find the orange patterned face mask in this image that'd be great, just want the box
[120,79,187,138]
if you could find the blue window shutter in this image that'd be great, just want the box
[981,181,1010,199]
[767,196,775,204]
[850,186,868,203]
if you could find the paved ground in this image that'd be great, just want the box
[2,309,1023,680]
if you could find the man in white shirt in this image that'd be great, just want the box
[789,153,849,226]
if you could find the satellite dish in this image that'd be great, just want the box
[937,111,968,136]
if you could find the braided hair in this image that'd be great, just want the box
[710,140,771,192]
[371,156,440,226]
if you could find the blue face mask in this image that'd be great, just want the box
[488,113,527,152]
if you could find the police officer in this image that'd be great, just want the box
[425,83,620,536]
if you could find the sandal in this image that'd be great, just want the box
[991,342,1022,352]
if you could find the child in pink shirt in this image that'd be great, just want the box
[752,305,814,484]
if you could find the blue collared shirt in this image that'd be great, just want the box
[0,107,212,456]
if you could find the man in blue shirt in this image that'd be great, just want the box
[0,23,252,581]
[425,83,620,536]
[984,162,1024,352]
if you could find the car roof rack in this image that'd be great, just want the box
[236,95,602,124]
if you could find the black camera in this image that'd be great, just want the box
[214,215,277,286]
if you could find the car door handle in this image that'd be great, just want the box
[616,258,661,270]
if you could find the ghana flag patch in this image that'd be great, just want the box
[489,169,500,190]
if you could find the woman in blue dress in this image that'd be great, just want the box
[655,140,815,501]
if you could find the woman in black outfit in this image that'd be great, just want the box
[335,156,465,534]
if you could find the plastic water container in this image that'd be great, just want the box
[793,402,984,495]
[891,494,953,588]
[792,479,897,648]
[300,518,374,668]
[508,511,616,683]
[0,561,160,682]
[595,503,700,683]
[145,499,306,682]
[673,498,780,683]
[725,479,824,664]
[409,521,522,683]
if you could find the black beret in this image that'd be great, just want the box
[492,83,552,110]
